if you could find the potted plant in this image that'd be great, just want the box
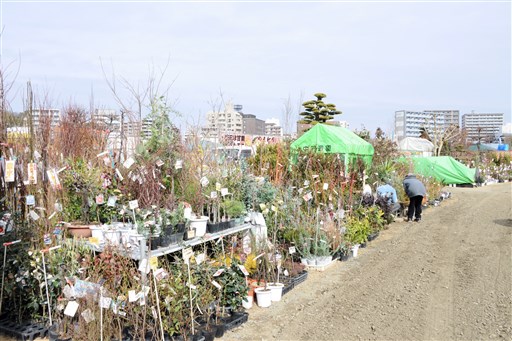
[221,199,246,227]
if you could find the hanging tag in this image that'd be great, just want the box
[238,265,250,276]
[55,202,63,212]
[138,259,150,274]
[30,210,40,221]
[304,180,310,187]
[27,162,37,184]
[210,191,218,199]
[5,160,15,182]
[128,290,138,302]
[115,168,124,181]
[149,257,158,271]
[156,159,164,167]
[215,182,221,191]
[221,188,229,196]
[200,176,209,187]
[211,280,222,290]
[123,157,135,169]
[312,174,319,179]
[174,159,183,169]
[283,269,289,276]
[107,196,117,207]
[64,301,79,317]
[195,252,205,264]
[298,188,304,194]
[289,246,296,254]
[95,194,105,205]
[323,183,329,190]
[154,268,168,281]
[213,268,225,277]
[26,195,35,206]
[81,308,95,323]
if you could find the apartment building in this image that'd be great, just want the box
[394,110,459,140]
[203,102,244,138]
[265,119,283,136]
[31,109,61,128]
[462,112,504,142]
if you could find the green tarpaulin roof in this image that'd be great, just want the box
[408,156,476,185]
[290,124,374,164]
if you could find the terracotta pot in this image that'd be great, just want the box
[66,223,93,238]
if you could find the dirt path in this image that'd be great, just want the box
[225,183,512,341]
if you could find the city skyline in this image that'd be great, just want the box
[1,1,510,136]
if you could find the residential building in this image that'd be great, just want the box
[203,102,244,138]
[31,109,60,128]
[93,109,121,132]
[394,110,459,140]
[265,119,283,136]
[462,112,504,142]
[242,114,265,135]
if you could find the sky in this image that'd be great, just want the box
[1,1,510,136]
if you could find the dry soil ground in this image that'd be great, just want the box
[225,183,512,341]
[2,184,511,341]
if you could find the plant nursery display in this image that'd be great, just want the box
[0,88,472,340]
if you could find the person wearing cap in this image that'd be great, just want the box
[403,174,427,222]
[376,180,401,215]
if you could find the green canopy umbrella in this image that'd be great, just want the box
[290,124,374,165]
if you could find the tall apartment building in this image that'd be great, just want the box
[203,102,244,138]
[462,112,504,142]
[31,109,60,128]
[242,114,265,135]
[395,110,460,140]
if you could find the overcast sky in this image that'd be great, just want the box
[1,1,510,135]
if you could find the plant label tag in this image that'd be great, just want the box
[312,174,319,179]
[27,162,37,184]
[88,237,99,245]
[195,252,205,264]
[64,301,79,317]
[139,295,146,306]
[128,290,138,302]
[156,159,164,167]
[154,268,168,281]
[298,188,304,194]
[200,176,209,187]
[107,196,117,207]
[213,268,224,277]
[289,246,296,254]
[186,282,197,290]
[211,280,222,290]
[55,202,62,212]
[5,160,15,182]
[175,159,183,169]
[283,269,289,276]
[81,308,95,323]
[304,180,310,187]
[238,265,250,276]
[149,257,158,271]
[323,183,329,190]
[259,203,266,211]
[26,195,35,206]
[129,200,139,210]
[138,259,150,274]
[302,192,313,202]
[210,191,217,199]
[123,157,135,169]
[213,182,220,192]
[95,194,105,205]
[115,168,124,181]
[29,210,40,221]
[271,205,276,212]
[182,248,193,263]
[151,306,158,319]
[221,188,229,196]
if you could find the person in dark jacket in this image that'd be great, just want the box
[403,174,427,222]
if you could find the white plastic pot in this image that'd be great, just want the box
[242,295,253,309]
[189,216,208,237]
[267,283,284,302]
[351,244,360,258]
[254,287,272,308]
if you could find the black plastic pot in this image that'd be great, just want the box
[207,222,223,233]
[48,325,71,341]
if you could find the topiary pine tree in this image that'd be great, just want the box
[299,92,342,126]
